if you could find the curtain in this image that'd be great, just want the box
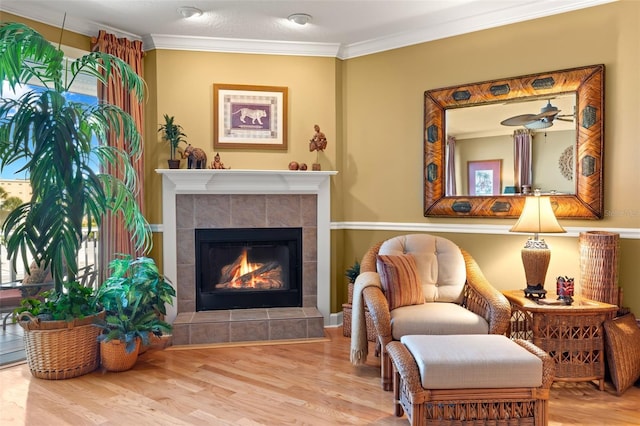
[91,31,145,278]
[445,136,457,196]
[513,129,532,191]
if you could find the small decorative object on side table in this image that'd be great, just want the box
[503,289,617,390]
[556,276,575,305]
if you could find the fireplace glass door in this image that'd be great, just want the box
[195,228,302,310]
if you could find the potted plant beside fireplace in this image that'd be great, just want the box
[0,22,151,379]
[94,256,175,371]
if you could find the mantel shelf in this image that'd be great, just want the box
[156,169,337,194]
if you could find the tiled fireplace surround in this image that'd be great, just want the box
[158,170,336,345]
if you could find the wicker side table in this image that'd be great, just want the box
[503,290,617,390]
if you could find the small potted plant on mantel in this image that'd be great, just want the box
[94,256,175,372]
[158,114,187,169]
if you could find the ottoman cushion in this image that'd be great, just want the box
[400,334,543,389]
[391,303,489,339]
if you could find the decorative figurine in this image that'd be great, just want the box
[309,124,327,171]
[299,163,308,170]
[211,152,228,169]
[182,144,207,169]
[288,161,299,170]
[556,276,575,305]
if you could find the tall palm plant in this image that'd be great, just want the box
[0,22,151,294]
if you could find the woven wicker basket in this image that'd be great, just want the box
[579,231,620,305]
[18,311,104,380]
[100,338,141,372]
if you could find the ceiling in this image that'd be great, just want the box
[1,0,615,59]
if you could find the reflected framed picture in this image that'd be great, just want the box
[213,84,288,150]
[468,160,501,195]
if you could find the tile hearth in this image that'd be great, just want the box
[172,307,324,345]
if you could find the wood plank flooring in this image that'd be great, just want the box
[1,327,639,425]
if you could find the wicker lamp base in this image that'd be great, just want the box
[521,239,551,298]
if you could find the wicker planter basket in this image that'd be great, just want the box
[18,311,105,380]
[100,338,141,372]
[579,231,620,305]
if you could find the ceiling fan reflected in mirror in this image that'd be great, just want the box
[500,100,574,129]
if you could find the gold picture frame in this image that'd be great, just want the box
[213,84,288,150]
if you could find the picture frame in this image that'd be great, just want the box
[213,84,288,150]
[468,160,501,196]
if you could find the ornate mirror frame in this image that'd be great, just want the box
[424,64,604,219]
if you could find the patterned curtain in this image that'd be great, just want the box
[513,129,532,191]
[445,136,457,196]
[91,31,145,280]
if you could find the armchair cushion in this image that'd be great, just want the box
[377,254,424,310]
[391,302,489,340]
[379,234,465,303]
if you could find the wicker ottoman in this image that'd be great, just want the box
[387,335,555,426]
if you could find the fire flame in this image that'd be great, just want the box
[230,249,262,288]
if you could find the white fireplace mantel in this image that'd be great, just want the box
[156,169,338,325]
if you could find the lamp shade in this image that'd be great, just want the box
[510,195,565,235]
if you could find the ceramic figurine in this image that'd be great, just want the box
[211,152,228,169]
[309,124,327,171]
[182,144,207,169]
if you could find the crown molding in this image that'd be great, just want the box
[1,0,617,59]
[339,0,618,58]
[1,5,142,42]
[144,34,340,57]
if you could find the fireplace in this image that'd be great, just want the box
[158,169,337,345]
[196,227,302,311]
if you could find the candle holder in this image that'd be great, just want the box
[556,276,575,305]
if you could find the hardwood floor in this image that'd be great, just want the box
[1,327,639,425]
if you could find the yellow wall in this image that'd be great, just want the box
[143,49,338,212]
[339,1,640,314]
[4,2,639,316]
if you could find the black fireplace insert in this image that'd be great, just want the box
[195,227,303,310]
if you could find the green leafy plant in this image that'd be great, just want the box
[0,22,151,297]
[14,281,97,321]
[345,259,361,284]
[158,114,187,160]
[94,256,175,353]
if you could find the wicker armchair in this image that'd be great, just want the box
[356,234,511,390]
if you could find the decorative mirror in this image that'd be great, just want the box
[423,64,604,219]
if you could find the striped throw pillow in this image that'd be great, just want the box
[377,254,424,310]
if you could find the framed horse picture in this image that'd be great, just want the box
[213,84,288,150]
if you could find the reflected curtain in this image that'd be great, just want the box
[513,129,532,191]
[445,136,457,196]
[91,31,145,279]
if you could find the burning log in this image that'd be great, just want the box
[216,262,284,289]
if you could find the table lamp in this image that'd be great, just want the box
[510,190,565,298]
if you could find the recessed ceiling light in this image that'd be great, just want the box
[288,13,312,26]
[177,6,203,19]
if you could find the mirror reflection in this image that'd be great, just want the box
[445,93,576,196]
